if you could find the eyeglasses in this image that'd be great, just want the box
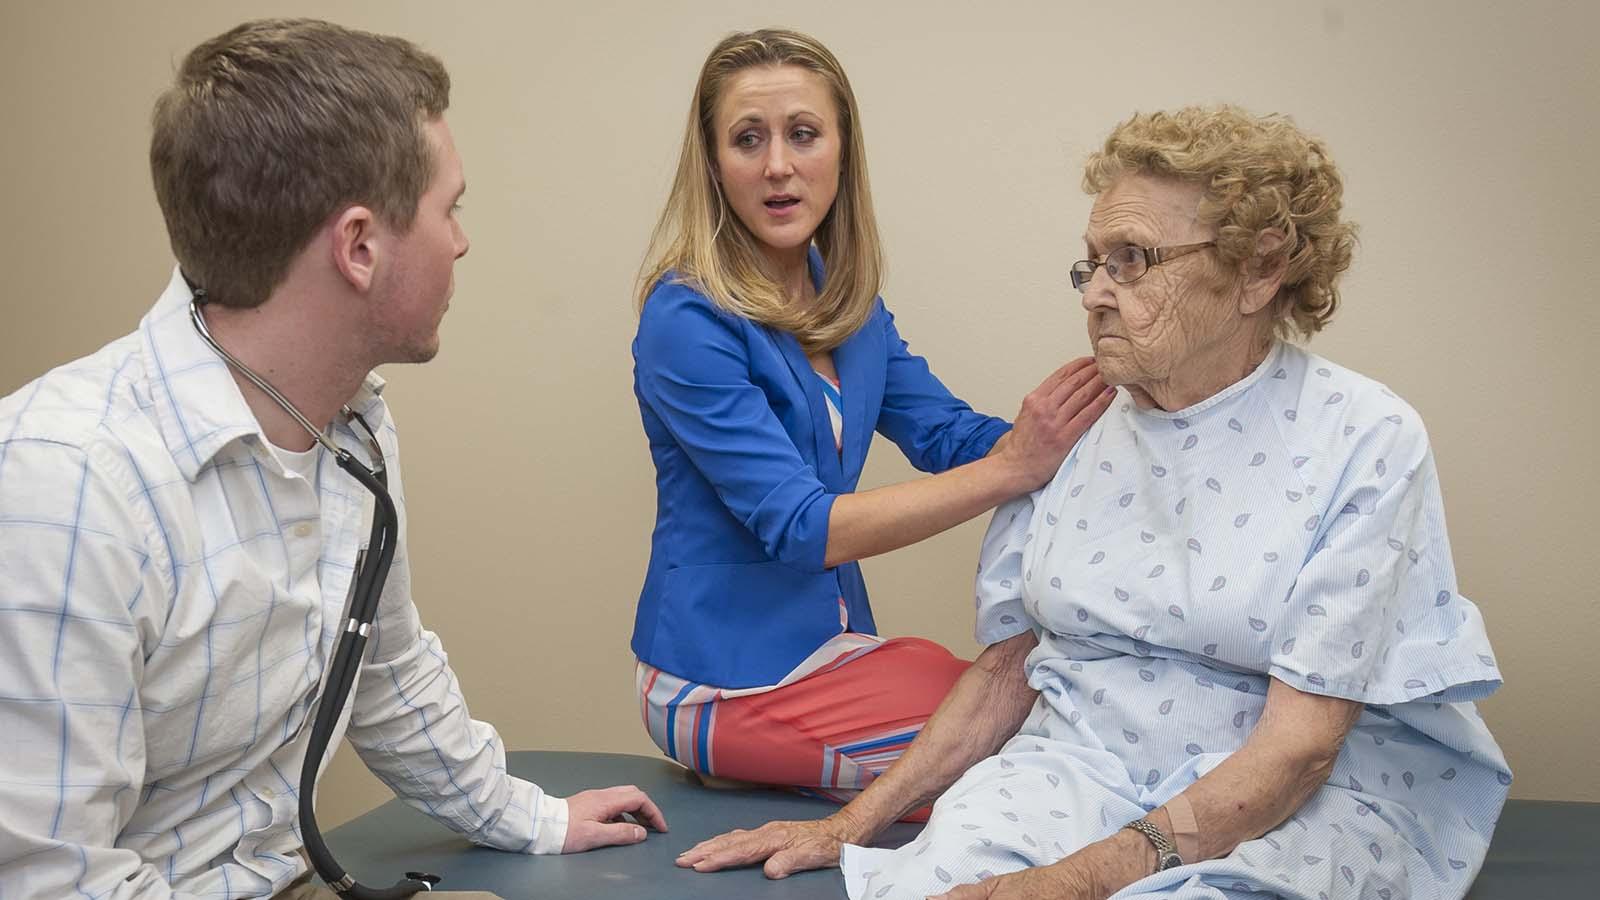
[1070,241,1216,292]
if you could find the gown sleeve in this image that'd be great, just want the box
[1268,410,1503,705]
[974,490,1046,647]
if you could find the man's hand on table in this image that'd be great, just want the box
[561,785,669,853]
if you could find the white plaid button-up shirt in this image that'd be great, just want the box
[0,270,567,899]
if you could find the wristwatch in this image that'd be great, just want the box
[1122,817,1184,872]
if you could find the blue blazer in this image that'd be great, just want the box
[630,256,1011,689]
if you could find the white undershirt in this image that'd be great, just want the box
[272,441,322,486]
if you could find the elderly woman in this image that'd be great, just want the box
[677,106,1509,900]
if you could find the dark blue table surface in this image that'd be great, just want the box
[325,751,1596,899]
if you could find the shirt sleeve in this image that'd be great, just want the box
[1268,412,1503,706]
[634,282,837,572]
[0,439,188,897]
[345,443,568,855]
[346,626,569,854]
[974,491,1045,646]
[875,303,1012,473]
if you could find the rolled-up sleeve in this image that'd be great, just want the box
[635,284,837,572]
[874,304,1011,473]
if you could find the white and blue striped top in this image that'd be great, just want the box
[0,269,568,899]
[816,368,843,452]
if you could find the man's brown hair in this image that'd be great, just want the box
[150,18,450,308]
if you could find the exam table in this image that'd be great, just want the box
[326,751,1598,899]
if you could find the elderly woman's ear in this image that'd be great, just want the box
[1238,229,1290,317]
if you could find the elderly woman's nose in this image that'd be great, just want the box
[1081,273,1117,312]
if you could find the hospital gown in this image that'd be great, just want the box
[840,342,1509,900]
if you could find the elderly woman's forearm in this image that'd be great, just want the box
[840,632,1039,834]
[1154,681,1360,862]
[1155,737,1343,862]
[1050,680,1360,899]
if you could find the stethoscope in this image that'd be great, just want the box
[189,286,440,898]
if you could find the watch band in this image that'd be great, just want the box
[1122,817,1184,872]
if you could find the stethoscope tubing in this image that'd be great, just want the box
[190,294,436,897]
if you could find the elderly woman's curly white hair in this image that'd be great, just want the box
[1084,105,1358,338]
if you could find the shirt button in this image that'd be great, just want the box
[294,523,315,539]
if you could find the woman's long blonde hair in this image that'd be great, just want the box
[636,29,883,353]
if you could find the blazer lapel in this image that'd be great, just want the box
[834,313,884,486]
[769,326,845,487]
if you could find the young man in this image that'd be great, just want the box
[0,19,664,899]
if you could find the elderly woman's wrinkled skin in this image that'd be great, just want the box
[1081,175,1283,412]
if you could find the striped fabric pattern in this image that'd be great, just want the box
[637,634,969,825]
[816,369,843,451]
[635,598,884,777]
[821,724,923,790]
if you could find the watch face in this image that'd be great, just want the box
[1158,852,1184,871]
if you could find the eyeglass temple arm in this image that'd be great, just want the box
[1148,241,1215,264]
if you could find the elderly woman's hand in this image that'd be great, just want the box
[674,812,863,877]
[998,358,1112,491]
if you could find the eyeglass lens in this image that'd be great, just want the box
[1072,246,1146,292]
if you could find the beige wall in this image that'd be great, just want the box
[2,0,1596,830]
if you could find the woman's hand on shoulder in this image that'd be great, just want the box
[998,358,1112,491]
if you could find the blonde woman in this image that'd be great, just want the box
[630,29,1111,810]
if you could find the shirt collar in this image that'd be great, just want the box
[139,267,389,481]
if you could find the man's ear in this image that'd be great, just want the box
[330,205,379,292]
[1240,229,1289,316]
